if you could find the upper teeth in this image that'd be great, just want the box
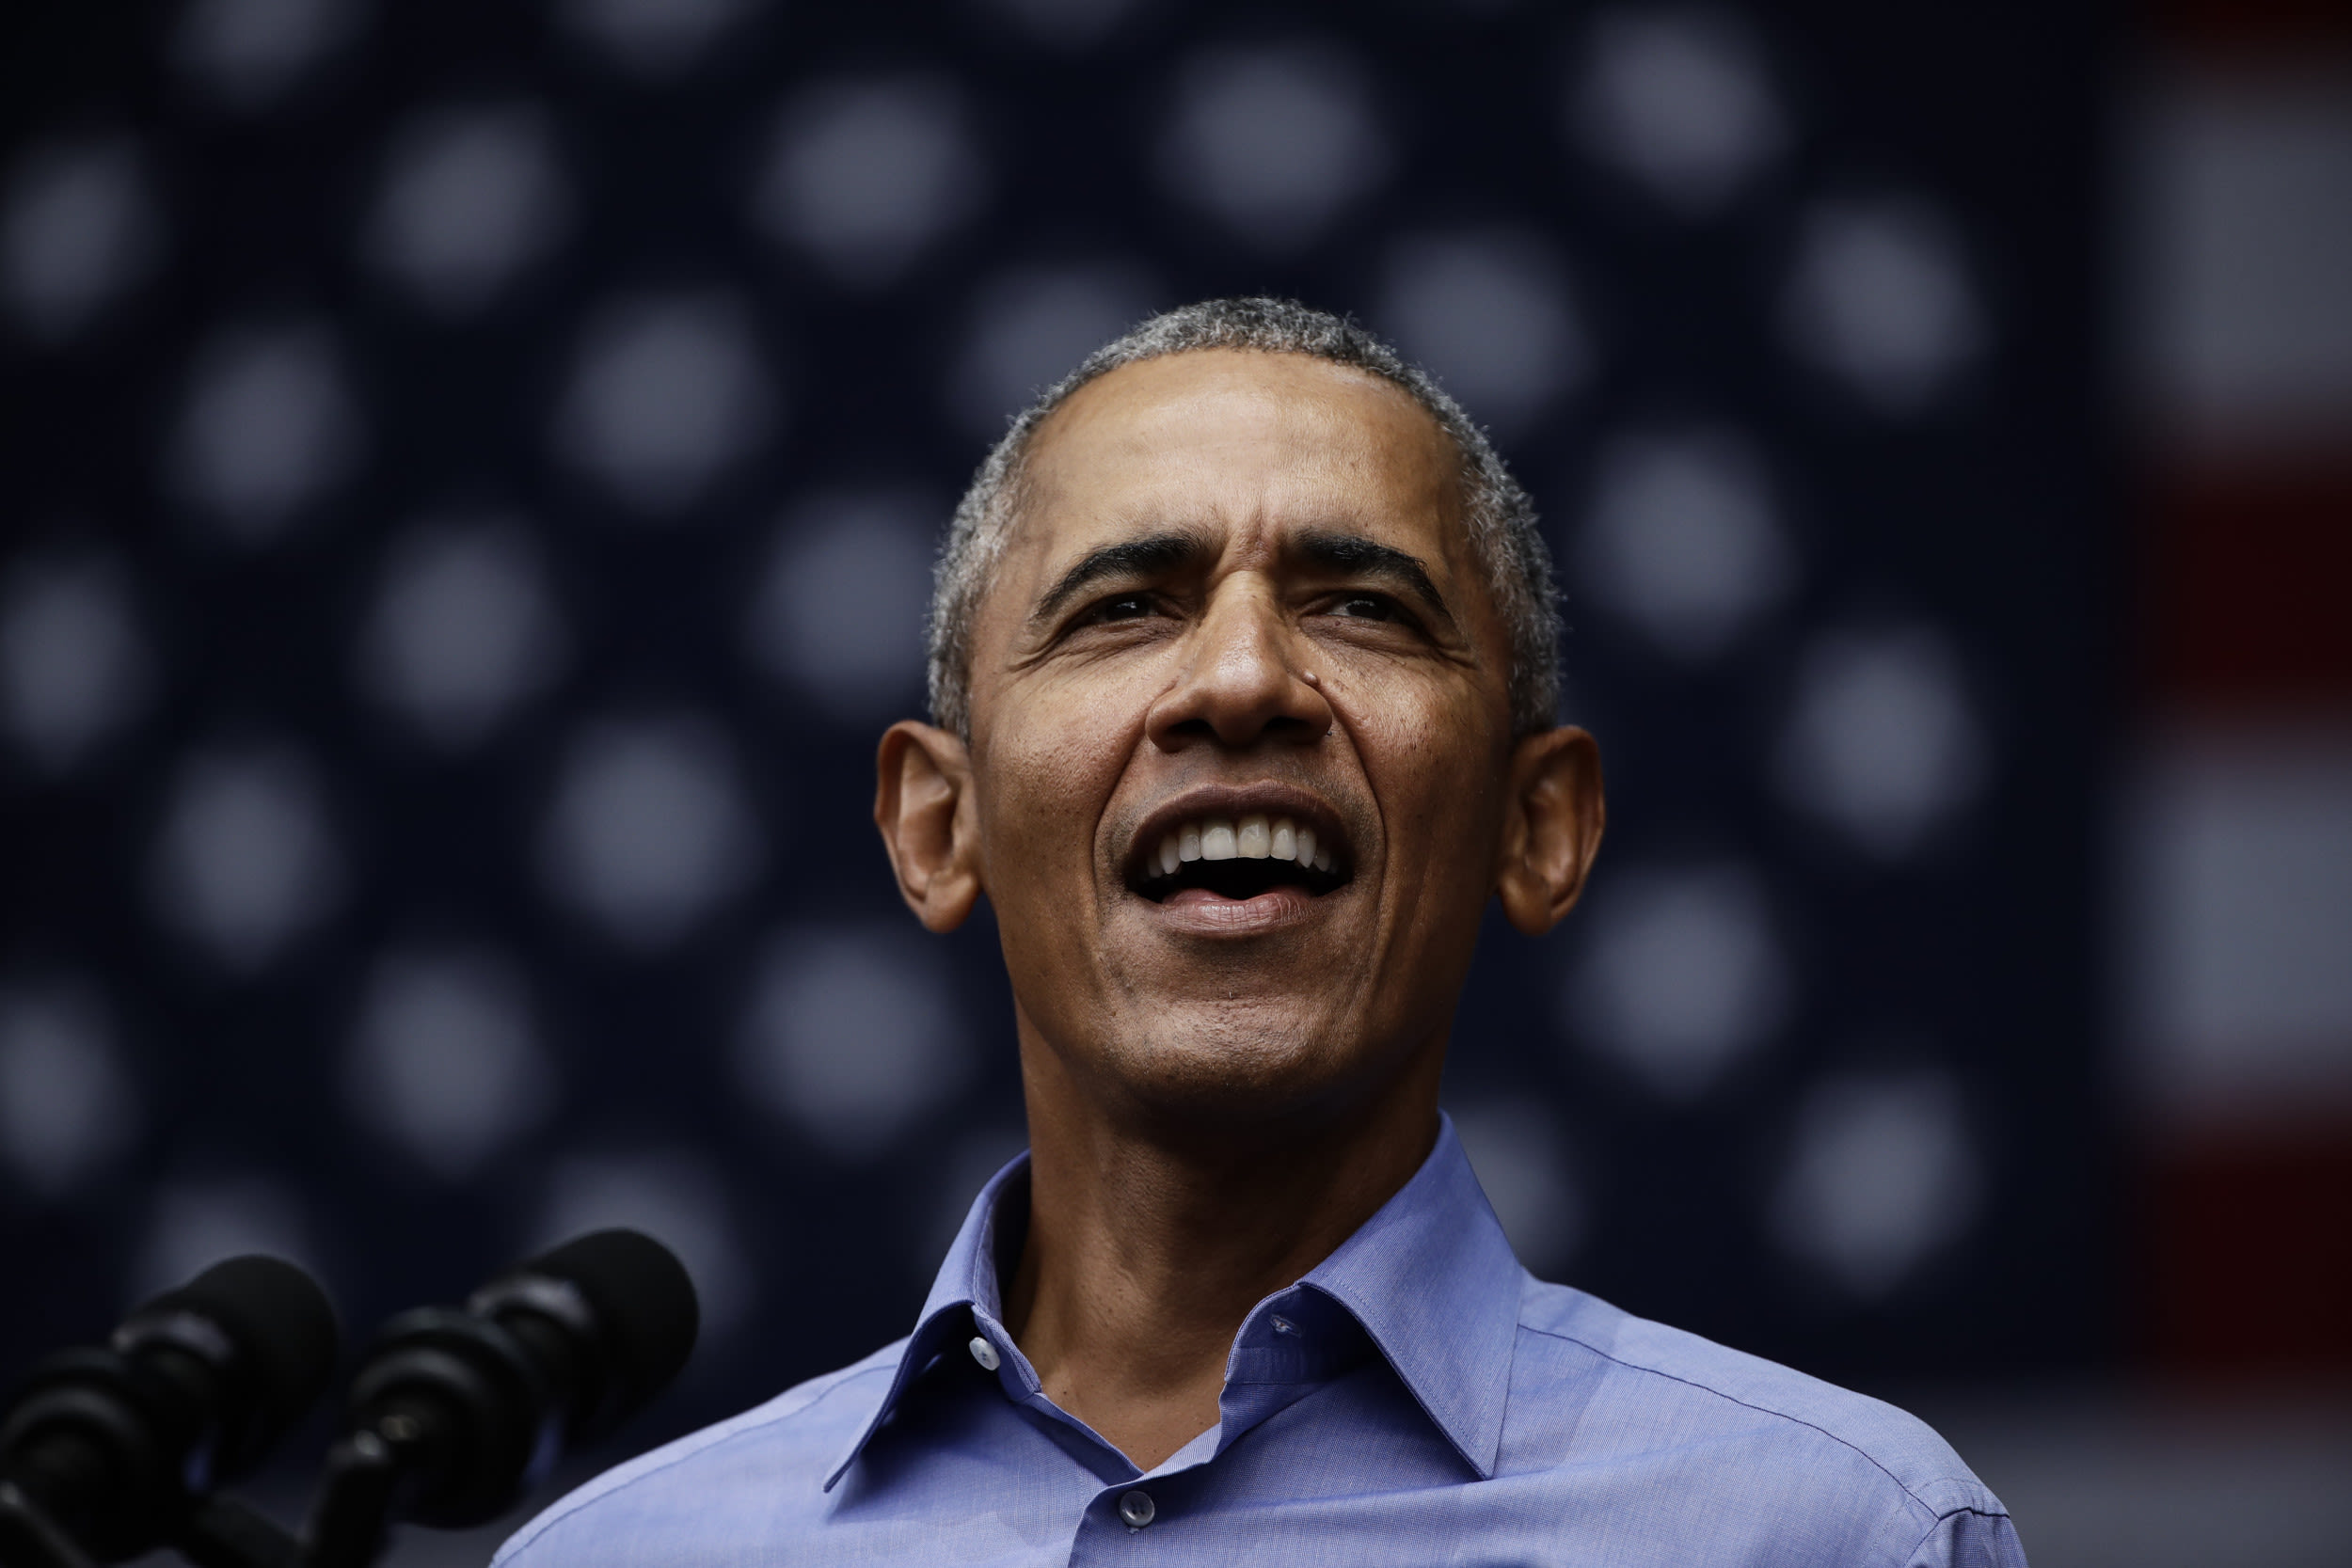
[1152,815,1333,877]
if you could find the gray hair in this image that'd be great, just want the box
[926,296,1561,736]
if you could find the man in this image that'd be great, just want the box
[496,299,2026,1566]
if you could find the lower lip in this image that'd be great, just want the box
[1146,883,1329,935]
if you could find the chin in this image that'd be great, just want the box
[1101,1003,1411,1129]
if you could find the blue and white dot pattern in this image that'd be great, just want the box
[0,0,2105,1419]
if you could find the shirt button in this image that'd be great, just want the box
[968,1335,1000,1371]
[1117,1490,1156,1528]
[1270,1314,1298,1336]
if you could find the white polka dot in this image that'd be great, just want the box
[170,0,365,113]
[1782,198,1983,413]
[947,261,1157,433]
[551,293,776,518]
[1774,624,1985,860]
[1376,230,1586,432]
[539,713,763,950]
[135,1173,313,1300]
[167,321,361,545]
[1570,7,1787,216]
[150,742,343,974]
[1572,430,1794,660]
[735,924,971,1161]
[1155,42,1388,252]
[554,0,758,80]
[1,134,162,344]
[746,489,934,724]
[1449,1101,1581,1276]
[362,101,568,316]
[356,515,564,750]
[345,949,553,1181]
[535,1148,751,1334]
[1771,1068,1979,1297]
[0,552,151,776]
[1563,863,1790,1099]
[753,76,986,288]
[0,983,138,1199]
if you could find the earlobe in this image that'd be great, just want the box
[874,721,984,933]
[1495,726,1605,936]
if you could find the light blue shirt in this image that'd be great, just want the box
[496,1117,2026,1566]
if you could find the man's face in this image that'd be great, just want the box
[960,350,1524,1126]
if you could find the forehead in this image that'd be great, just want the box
[1011,349,1467,567]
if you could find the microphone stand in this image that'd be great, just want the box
[5,1231,691,1568]
[0,1473,312,1568]
[0,1482,94,1568]
[298,1428,406,1568]
[0,1473,387,1568]
[179,1414,465,1568]
[168,1497,299,1568]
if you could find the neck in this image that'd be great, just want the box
[1000,1023,1442,1471]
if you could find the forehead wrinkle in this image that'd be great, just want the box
[982,347,1495,672]
[1031,349,1454,499]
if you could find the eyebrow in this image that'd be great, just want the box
[1293,530,1455,629]
[1025,525,1457,632]
[1028,531,1211,626]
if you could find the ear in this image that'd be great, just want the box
[1494,726,1605,936]
[874,721,984,933]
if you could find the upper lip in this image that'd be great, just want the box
[1120,782,1356,887]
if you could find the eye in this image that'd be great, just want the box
[1328,594,1401,622]
[1084,592,1156,625]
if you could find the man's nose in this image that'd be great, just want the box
[1145,578,1333,752]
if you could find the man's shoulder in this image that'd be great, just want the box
[490,1338,906,1565]
[1512,1278,2007,1528]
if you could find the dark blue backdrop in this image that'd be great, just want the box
[0,0,2111,1486]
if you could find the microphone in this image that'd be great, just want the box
[0,1256,339,1564]
[303,1230,696,1566]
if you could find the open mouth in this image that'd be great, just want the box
[1129,813,1351,904]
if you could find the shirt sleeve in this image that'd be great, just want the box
[1905,1507,2030,1568]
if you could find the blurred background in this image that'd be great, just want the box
[0,0,2345,1563]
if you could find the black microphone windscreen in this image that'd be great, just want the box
[136,1255,340,1433]
[520,1230,698,1415]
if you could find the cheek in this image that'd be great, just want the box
[972,678,1144,883]
[1354,682,1510,878]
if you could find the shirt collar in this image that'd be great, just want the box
[1290,1113,1523,1477]
[826,1112,1524,1488]
[823,1152,1031,1490]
